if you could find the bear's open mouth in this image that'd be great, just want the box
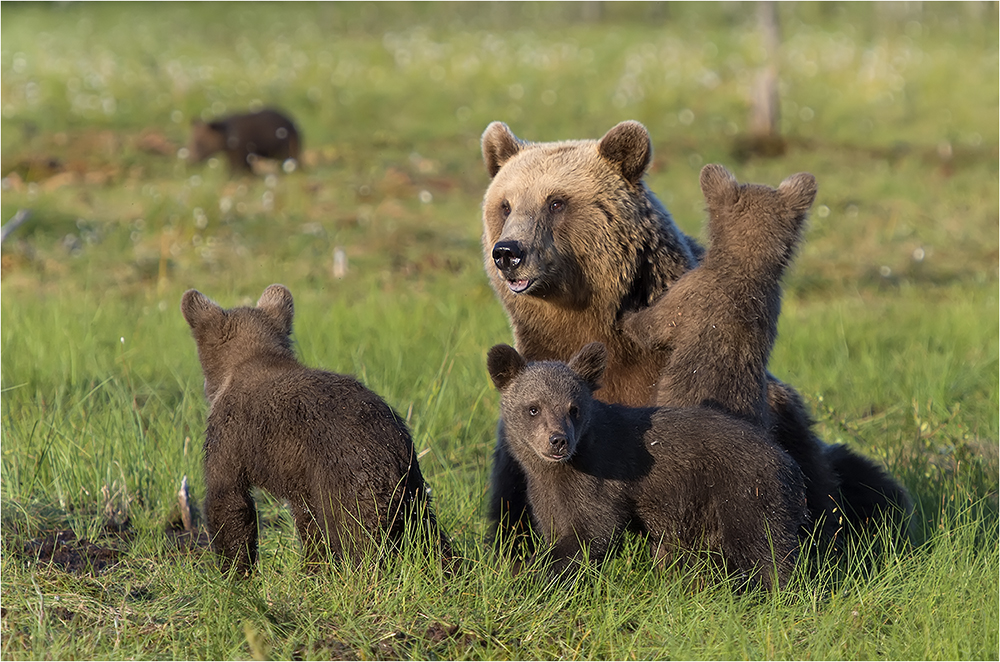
[506,278,531,294]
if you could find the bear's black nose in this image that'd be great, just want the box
[492,241,523,271]
[548,433,568,456]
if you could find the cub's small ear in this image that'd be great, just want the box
[487,344,527,391]
[257,284,294,335]
[482,122,525,178]
[598,120,651,185]
[180,289,222,329]
[699,164,740,208]
[568,342,607,391]
[778,172,818,216]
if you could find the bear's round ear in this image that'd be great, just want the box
[257,284,294,335]
[568,342,607,391]
[598,121,651,185]
[699,164,740,207]
[180,289,222,329]
[778,172,818,216]
[482,122,525,178]
[487,344,527,391]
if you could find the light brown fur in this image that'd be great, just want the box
[481,120,700,406]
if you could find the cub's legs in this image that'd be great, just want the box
[204,471,258,577]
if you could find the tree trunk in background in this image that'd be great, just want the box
[580,1,603,22]
[749,0,781,139]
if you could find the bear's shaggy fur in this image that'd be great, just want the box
[480,121,911,551]
[623,164,816,428]
[188,109,301,173]
[181,284,444,575]
[487,342,808,589]
[621,164,852,549]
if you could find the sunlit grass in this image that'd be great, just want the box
[1,2,997,660]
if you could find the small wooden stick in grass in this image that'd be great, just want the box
[178,475,194,533]
[1,209,31,243]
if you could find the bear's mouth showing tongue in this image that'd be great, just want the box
[506,278,531,294]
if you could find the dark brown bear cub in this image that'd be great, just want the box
[624,164,816,428]
[487,342,807,589]
[181,284,444,576]
[624,164,911,549]
[188,109,301,173]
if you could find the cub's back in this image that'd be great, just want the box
[208,366,418,486]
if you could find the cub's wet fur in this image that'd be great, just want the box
[487,341,807,589]
[182,284,446,576]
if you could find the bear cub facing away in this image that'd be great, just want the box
[182,284,445,576]
[622,164,845,549]
[487,342,808,589]
[623,163,816,429]
[188,108,301,174]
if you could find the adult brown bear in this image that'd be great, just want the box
[480,120,911,554]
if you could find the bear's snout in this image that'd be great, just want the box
[493,240,534,293]
[547,432,570,460]
[493,240,524,271]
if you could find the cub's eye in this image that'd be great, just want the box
[500,200,511,217]
[569,405,579,418]
[549,199,565,214]
[528,406,539,417]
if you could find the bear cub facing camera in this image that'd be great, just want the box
[188,108,301,173]
[182,284,445,576]
[487,342,808,589]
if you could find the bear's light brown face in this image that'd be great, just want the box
[188,121,227,163]
[482,142,612,302]
[480,121,656,313]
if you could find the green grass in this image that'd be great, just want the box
[2,2,997,659]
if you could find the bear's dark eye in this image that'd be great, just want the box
[528,406,539,417]
[569,405,579,418]
[549,199,565,214]
[500,200,511,217]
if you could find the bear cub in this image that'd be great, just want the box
[181,284,445,576]
[487,342,808,589]
[188,109,301,173]
[624,164,911,550]
[623,163,816,428]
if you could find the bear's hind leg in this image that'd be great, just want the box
[827,443,914,549]
[290,500,329,570]
[205,476,258,577]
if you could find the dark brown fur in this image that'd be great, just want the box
[621,164,854,550]
[481,121,911,554]
[188,109,301,173]
[624,164,815,427]
[181,284,444,576]
[487,342,807,589]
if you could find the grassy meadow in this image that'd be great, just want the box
[1,2,997,659]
